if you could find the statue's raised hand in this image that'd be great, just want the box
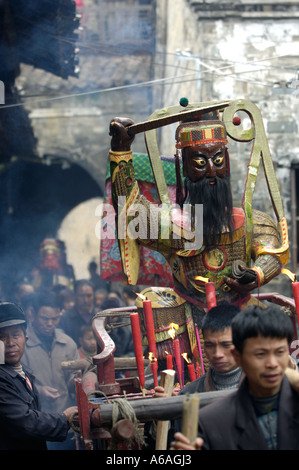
[109,117,135,151]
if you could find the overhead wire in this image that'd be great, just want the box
[12,11,299,77]
[1,14,298,109]
[0,62,292,110]
[13,8,299,74]
[64,35,299,74]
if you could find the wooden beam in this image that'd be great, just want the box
[90,390,232,427]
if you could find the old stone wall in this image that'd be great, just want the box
[153,0,299,294]
[11,0,156,279]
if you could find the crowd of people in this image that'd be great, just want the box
[1,258,299,451]
[0,261,138,450]
[0,219,297,450]
[1,98,299,451]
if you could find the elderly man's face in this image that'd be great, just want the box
[75,285,94,316]
[33,306,60,337]
[0,325,26,367]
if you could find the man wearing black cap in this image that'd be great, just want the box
[0,301,77,450]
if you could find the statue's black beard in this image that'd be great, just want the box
[183,176,233,246]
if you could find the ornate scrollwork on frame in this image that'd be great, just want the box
[223,99,289,267]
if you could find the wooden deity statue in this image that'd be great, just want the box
[108,98,289,372]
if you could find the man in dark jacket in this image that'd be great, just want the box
[170,304,299,450]
[59,279,97,347]
[0,301,77,450]
[178,301,243,394]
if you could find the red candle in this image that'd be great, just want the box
[143,299,157,359]
[188,364,196,382]
[130,313,145,389]
[173,338,182,387]
[292,281,299,321]
[150,360,158,387]
[205,281,216,310]
[195,324,205,375]
[166,353,173,370]
[281,269,299,326]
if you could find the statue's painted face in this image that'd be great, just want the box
[181,141,232,246]
[182,142,227,183]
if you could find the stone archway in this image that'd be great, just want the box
[57,196,103,279]
[0,159,103,295]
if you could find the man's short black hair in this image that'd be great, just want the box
[101,297,122,310]
[31,291,59,316]
[202,301,240,335]
[232,304,294,353]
